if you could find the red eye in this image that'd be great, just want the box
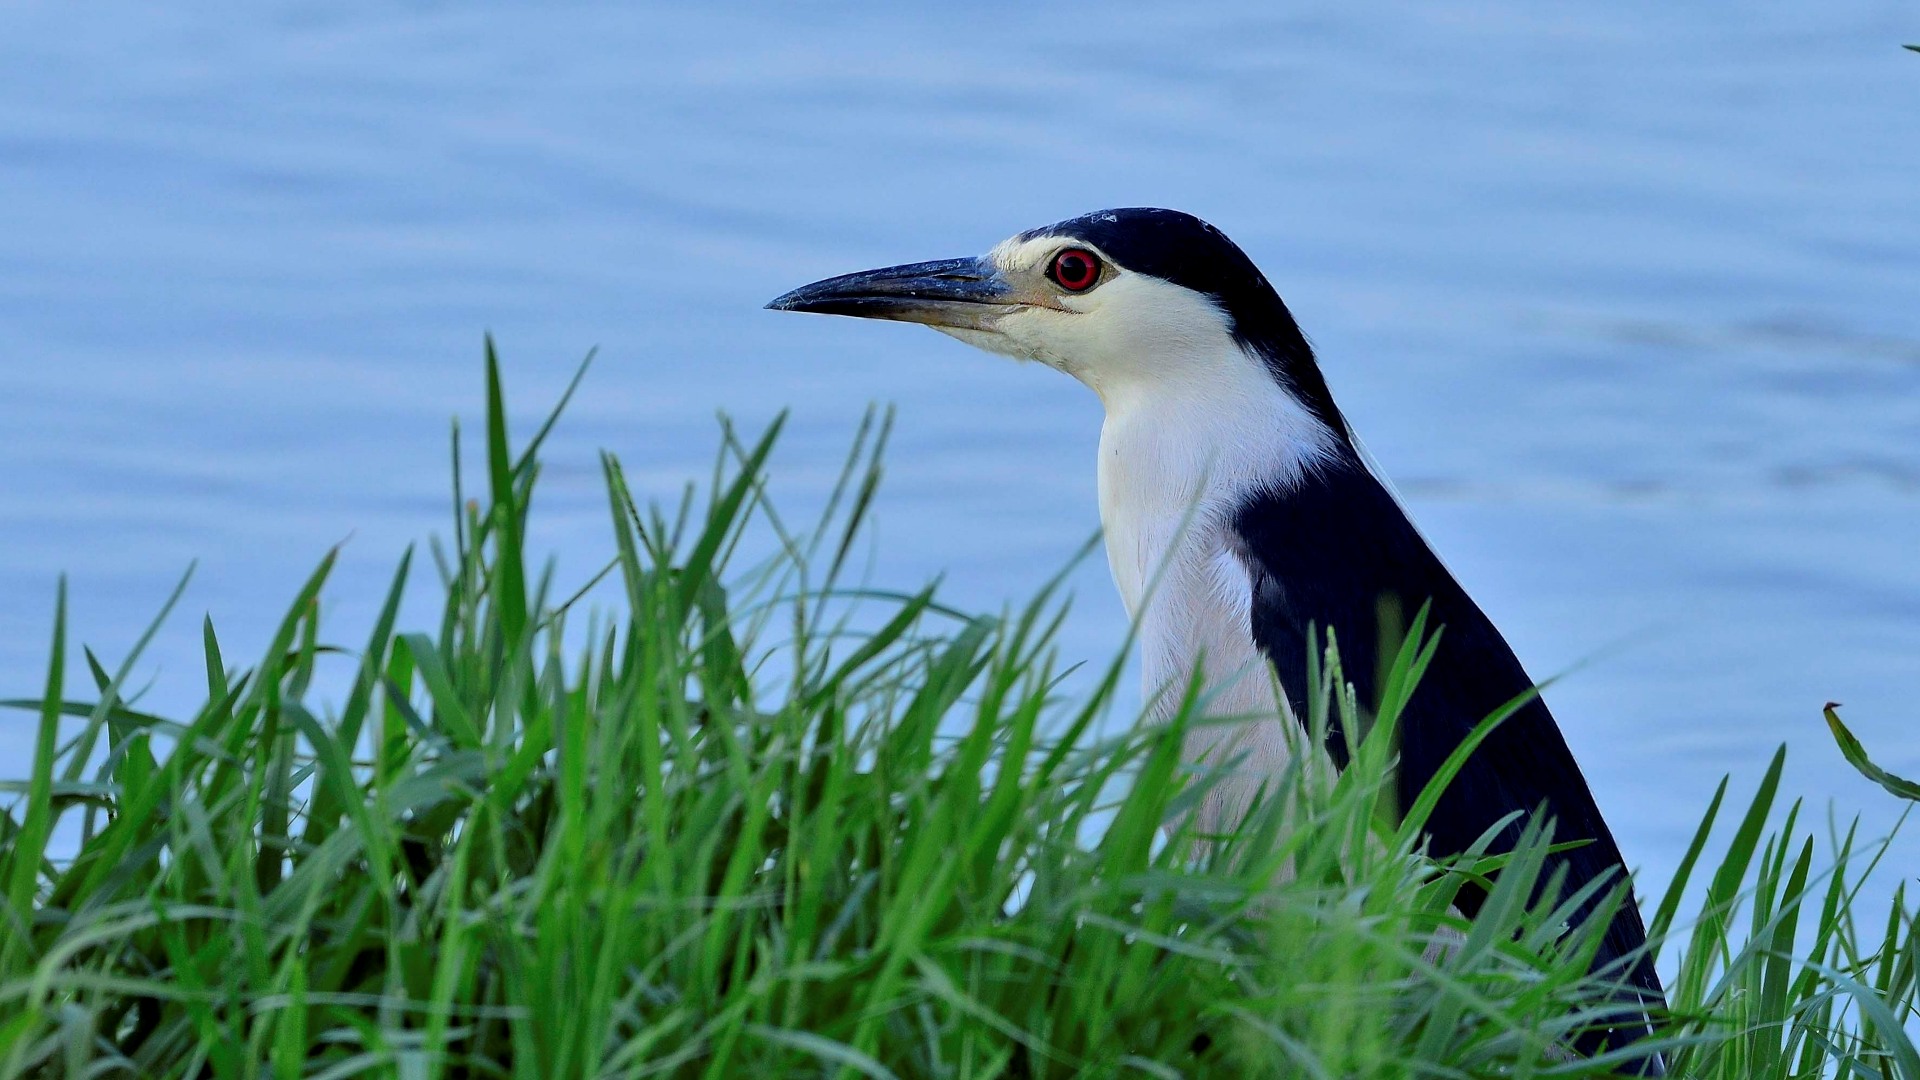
[1048,248,1101,292]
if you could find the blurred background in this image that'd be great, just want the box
[2,3,1918,897]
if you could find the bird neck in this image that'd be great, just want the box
[1093,346,1346,620]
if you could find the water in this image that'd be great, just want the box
[4,2,1919,898]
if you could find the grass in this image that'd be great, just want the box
[1,346,1915,1078]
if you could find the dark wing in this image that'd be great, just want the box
[1231,456,1665,1047]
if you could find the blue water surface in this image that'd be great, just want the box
[3,2,1919,905]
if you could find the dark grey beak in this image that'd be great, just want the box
[766,256,1013,329]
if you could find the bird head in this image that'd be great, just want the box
[768,207,1348,440]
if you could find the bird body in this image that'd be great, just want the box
[888,220,1347,828]
[769,208,1665,1064]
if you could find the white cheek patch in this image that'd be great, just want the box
[931,324,1032,360]
[984,307,1078,368]
[993,272,1243,397]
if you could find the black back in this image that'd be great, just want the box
[1231,459,1666,1032]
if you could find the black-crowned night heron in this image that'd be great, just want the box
[769,207,1665,1067]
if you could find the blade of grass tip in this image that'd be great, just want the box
[1879,882,1916,1002]
[708,413,732,523]
[1758,838,1816,1038]
[334,548,413,756]
[1824,703,1920,802]
[1785,819,1860,1010]
[3,579,64,966]
[203,616,229,702]
[661,477,692,556]
[1749,808,1791,931]
[1032,629,1133,788]
[45,648,265,912]
[677,414,785,614]
[484,336,529,643]
[825,409,892,589]
[192,549,337,818]
[283,574,323,701]
[79,647,109,695]
[1675,745,1785,1009]
[709,414,785,581]
[1372,600,1437,730]
[398,633,481,748]
[1830,808,1903,916]
[305,550,414,851]
[451,415,467,579]
[800,586,936,714]
[548,556,620,623]
[513,347,595,480]
[601,453,652,615]
[808,405,877,569]
[80,644,152,823]
[254,552,340,684]
[1359,609,1441,826]
[59,563,194,786]
[1647,775,1727,945]
[1703,745,1786,922]
[379,635,418,780]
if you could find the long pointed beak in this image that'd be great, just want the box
[766,256,1014,330]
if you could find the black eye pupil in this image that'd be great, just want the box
[1053,250,1098,290]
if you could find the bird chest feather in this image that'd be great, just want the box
[1095,383,1328,836]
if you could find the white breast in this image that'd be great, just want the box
[1089,336,1340,840]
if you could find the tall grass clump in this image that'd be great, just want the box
[1,348,1915,1078]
